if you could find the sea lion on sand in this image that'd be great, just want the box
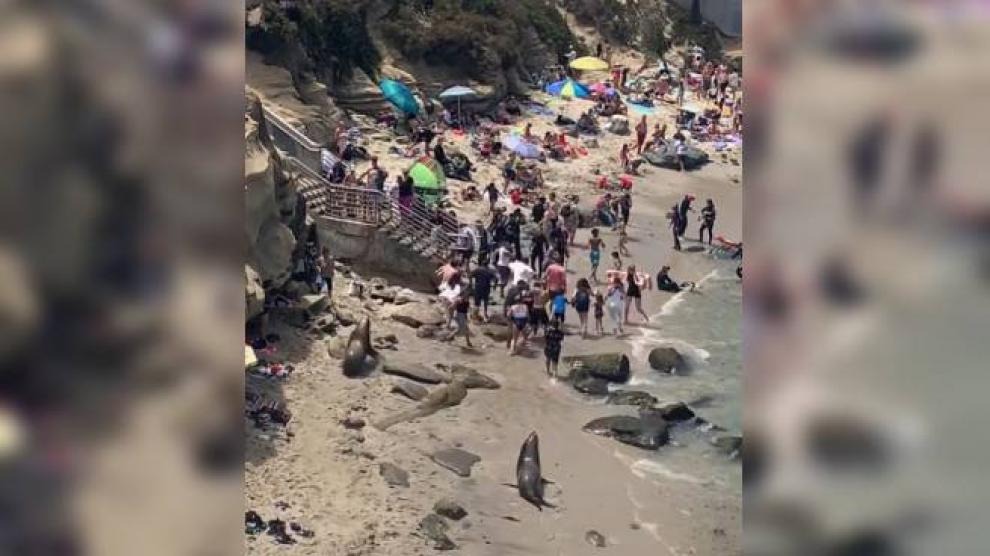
[342,317,385,377]
[514,431,555,510]
[372,379,468,431]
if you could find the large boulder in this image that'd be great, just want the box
[648,347,687,374]
[571,368,610,396]
[583,414,670,450]
[606,390,658,408]
[642,144,710,171]
[390,302,447,329]
[253,220,296,286]
[563,353,630,383]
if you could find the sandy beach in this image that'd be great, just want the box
[246,85,742,555]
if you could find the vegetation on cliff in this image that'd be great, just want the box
[380,0,584,80]
[248,0,381,82]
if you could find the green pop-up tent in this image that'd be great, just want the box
[407,157,446,205]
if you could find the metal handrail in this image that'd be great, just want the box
[260,102,466,260]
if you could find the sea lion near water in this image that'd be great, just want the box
[513,431,555,510]
[342,317,385,377]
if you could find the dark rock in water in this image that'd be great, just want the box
[648,347,687,374]
[379,462,410,487]
[562,353,630,383]
[712,434,743,457]
[583,415,670,450]
[434,498,468,521]
[606,390,658,408]
[431,448,481,477]
[382,362,448,384]
[653,402,695,422]
[571,368,610,396]
[447,364,500,390]
[585,530,607,547]
[419,514,456,550]
[391,380,428,401]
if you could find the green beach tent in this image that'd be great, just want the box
[407,158,446,204]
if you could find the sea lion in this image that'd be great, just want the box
[372,379,468,431]
[342,317,384,377]
[515,431,555,510]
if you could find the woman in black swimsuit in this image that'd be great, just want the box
[623,265,650,323]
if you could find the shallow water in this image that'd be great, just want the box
[629,265,742,432]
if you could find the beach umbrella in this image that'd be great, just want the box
[503,134,542,159]
[569,56,609,71]
[545,78,590,100]
[407,157,445,204]
[379,78,419,115]
[438,85,478,125]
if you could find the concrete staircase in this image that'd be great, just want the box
[262,105,460,266]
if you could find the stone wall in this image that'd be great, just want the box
[314,217,437,292]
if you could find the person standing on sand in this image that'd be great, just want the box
[508,209,525,261]
[485,182,499,213]
[508,291,530,354]
[572,278,592,337]
[635,115,648,154]
[529,282,550,338]
[588,228,605,283]
[529,228,547,275]
[544,255,567,300]
[678,194,695,237]
[453,291,474,348]
[318,248,335,296]
[624,265,650,324]
[618,224,631,256]
[470,259,497,322]
[667,204,682,251]
[606,276,626,335]
[543,320,565,378]
[562,203,579,247]
[619,193,632,226]
[495,243,513,298]
[619,143,631,172]
[593,290,606,335]
[699,198,716,245]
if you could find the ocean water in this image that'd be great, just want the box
[628,265,743,432]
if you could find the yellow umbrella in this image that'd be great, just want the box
[569,56,609,71]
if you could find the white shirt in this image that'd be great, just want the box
[508,261,534,285]
[496,246,512,267]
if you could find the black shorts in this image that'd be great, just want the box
[473,291,490,306]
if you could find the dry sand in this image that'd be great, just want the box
[246,90,741,555]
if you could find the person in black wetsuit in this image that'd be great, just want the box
[699,198,716,244]
[656,265,694,292]
[531,196,546,224]
[667,204,682,251]
[677,194,695,237]
[508,209,525,261]
[530,230,548,274]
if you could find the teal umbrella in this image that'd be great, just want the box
[379,79,419,115]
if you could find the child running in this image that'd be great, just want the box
[593,290,606,336]
[543,320,565,378]
[618,224,631,256]
[606,276,626,335]
[551,289,568,326]
[508,294,530,354]
[588,228,605,283]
